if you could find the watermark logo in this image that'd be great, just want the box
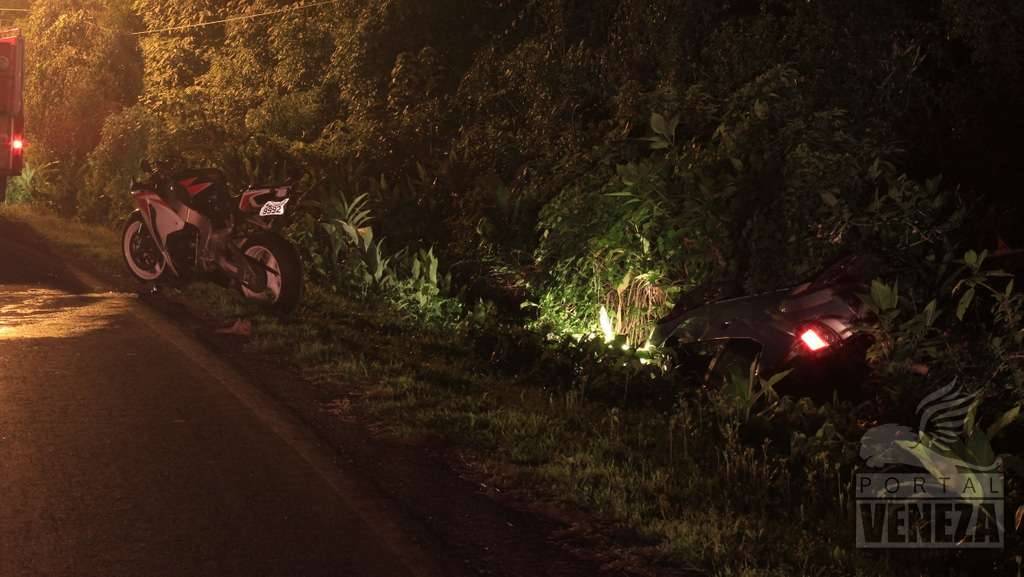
[856,380,1005,548]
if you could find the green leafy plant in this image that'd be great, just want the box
[715,356,792,422]
[393,247,460,325]
[323,192,394,290]
[4,161,58,204]
[899,389,1022,489]
[640,111,679,150]
[953,249,1020,326]
[320,189,463,324]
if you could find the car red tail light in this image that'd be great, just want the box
[11,138,23,151]
[800,328,830,351]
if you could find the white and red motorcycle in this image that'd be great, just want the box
[121,159,303,311]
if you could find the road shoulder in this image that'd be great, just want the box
[1,208,629,577]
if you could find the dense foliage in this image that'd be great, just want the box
[14,0,1024,330]
[9,1,1024,574]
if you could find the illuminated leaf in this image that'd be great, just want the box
[956,287,975,320]
[870,280,898,311]
[986,405,1020,440]
[650,112,668,137]
[647,139,670,150]
[963,428,996,468]
[599,306,615,343]
[668,114,680,139]
[923,299,938,326]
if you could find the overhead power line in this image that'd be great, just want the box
[129,0,341,36]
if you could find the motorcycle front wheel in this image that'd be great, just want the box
[122,212,167,282]
[240,233,303,312]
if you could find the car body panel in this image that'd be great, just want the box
[651,256,874,375]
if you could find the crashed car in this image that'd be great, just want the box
[649,255,877,395]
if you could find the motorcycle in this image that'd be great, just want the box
[649,255,877,396]
[120,159,303,311]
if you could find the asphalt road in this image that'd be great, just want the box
[0,224,448,576]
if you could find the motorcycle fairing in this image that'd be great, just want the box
[239,186,290,215]
[171,169,231,222]
[131,187,181,276]
[131,186,215,278]
[178,176,213,198]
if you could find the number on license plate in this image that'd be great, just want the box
[260,198,289,216]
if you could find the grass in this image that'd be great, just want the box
[0,204,128,282]
[1,204,1009,577]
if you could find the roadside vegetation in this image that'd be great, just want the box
[6,1,1024,575]
[12,201,1019,577]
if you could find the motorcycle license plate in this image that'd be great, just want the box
[260,198,289,217]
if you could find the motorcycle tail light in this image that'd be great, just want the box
[800,328,829,351]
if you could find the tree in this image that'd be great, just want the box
[24,0,142,213]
